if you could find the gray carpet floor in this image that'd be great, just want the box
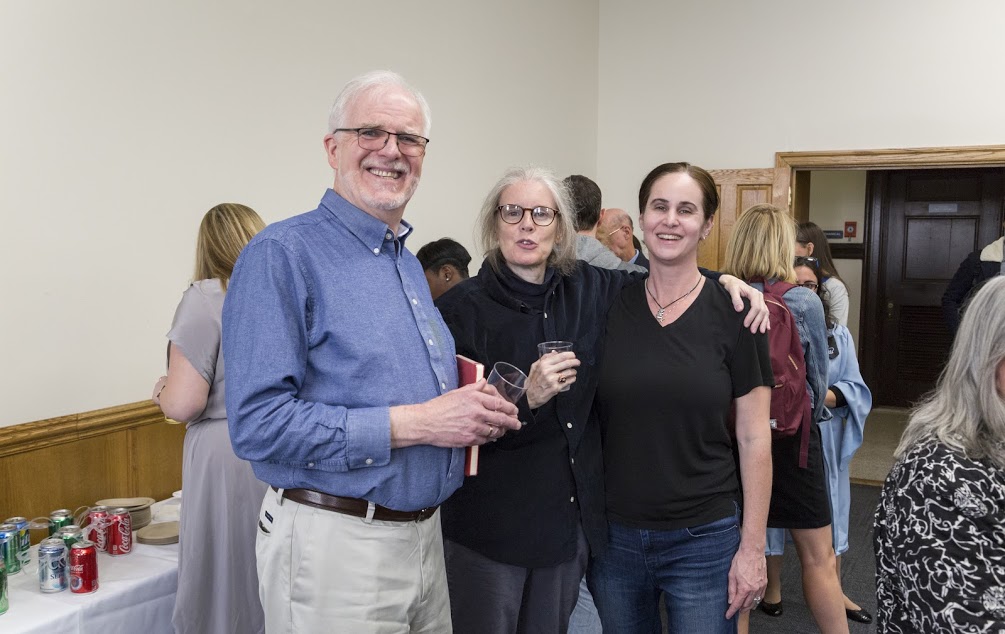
[747,483,881,633]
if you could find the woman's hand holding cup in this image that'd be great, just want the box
[527,342,580,409]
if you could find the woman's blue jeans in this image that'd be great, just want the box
[588,509,740,634]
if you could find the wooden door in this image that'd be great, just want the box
[703,169,775,270]
[864,168,1004,407]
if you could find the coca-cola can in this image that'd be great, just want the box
[107,508,132,556]
[69,540,98,594]
[86,506,109,553]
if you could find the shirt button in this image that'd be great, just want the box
[372,247,380,255]
[544,312,548,319]
[440,382,446,390]
[412,298,418,305]
[365,458,374,465]
[570,497,575,503]
[570,458,575,465]
[428,339,434,346]
[308,462,314,468]
[566,422,573,428]
[385,232,393,240]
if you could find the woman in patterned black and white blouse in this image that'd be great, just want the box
[875,276,1005,633]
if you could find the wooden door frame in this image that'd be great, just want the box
[771,144,1005,402]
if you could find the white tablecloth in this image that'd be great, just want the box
[3,499,181,634]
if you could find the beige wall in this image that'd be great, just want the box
[0,0,599,426]
[807,171,868,342]
[9,0,1005,427]
[596,0,1005,211]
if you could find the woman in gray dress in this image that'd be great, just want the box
[151,203,267,634]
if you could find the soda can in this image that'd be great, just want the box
[48,509,74,536]
[55,525,84,550]
[0,557,8,615]
[38,537,68,593]
[0,524,20,575]
[3,517,29,569]
[86,507,109,553]
[107,508,132,556]
[69,540,98,594]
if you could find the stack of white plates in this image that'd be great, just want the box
[95,497,156,530]
[136,521,179,545]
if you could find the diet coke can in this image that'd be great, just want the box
[107,508,132,556]
[86,506,109,553]
[38,537,68,593]
[69,540,98,594]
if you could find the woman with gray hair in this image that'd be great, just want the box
[874,275,1005,633]
[434,166,766,633]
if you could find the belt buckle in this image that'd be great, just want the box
[417,507,433,521]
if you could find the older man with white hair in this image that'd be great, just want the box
[222,70,521,633]
[598,207,649,268]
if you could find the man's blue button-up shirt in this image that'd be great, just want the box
[222,189,463,511]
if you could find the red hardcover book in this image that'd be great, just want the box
[456,354,484,476]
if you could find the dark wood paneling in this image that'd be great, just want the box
[831,243,865,260]
[0,402,184,537]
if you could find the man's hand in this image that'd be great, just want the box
[526,351,580,409]
[726,544,767,619]
[390,380,521,448]
[718,274,770,333]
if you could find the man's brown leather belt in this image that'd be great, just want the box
[274,487,438,522]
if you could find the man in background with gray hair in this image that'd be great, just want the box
[598,206,649,269]
[223,70,520,633]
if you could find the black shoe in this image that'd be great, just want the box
[845,607,873,624]
[758,600,783,617]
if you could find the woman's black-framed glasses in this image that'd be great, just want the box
[497,204,558,227]
[334,127,429,157]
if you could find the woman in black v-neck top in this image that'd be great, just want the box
[588,163,773,634]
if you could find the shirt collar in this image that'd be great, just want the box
[319,188,414,251]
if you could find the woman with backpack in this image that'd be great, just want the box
[723,204,850,634]
[760,255,874,624]
[586,163,774,633]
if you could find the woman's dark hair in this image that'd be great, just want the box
[796,221,842,281]
[416,238,472,278]
[794,256,835,330]
[638,162,719,221]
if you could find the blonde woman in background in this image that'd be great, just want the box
[152,203,268,634]
[723,205,849,634]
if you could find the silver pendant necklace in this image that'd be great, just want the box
[645,275,701,324]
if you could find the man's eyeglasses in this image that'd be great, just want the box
[606,225,631,238]
[333,127,429,157]
[497,204,558,227]
[794,256,820,269]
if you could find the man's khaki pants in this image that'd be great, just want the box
[256,488,452,633]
